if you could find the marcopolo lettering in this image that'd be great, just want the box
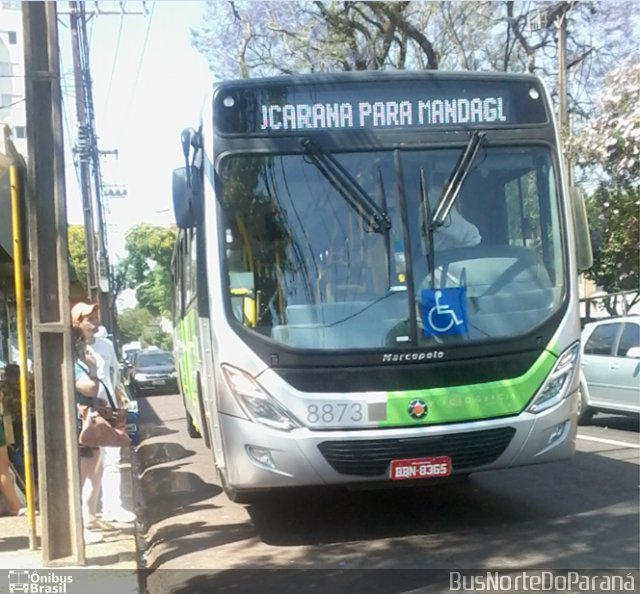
[382,351,444,363]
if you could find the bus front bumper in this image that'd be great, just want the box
[219,389,578,491]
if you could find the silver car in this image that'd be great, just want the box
[578,315,640,424]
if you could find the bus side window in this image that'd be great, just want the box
[189,229,197,302]
[505,171,541,249]
[226,226,257,326]
[175,233,184,318]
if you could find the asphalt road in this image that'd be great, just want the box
[132,393,639,594]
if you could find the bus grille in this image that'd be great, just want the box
[317,427,516,477]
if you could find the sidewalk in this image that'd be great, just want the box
[0,512,138,569]
[0,455,140,581]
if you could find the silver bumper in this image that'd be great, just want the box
[220,390,578,491]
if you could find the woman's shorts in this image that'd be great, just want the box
[79,446,99,458]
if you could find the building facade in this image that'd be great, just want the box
[0,0,26,157]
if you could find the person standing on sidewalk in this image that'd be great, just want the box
[0,364,37,489]
[0,386,26,516]
[72,326,105,543]
[72,302,136,524]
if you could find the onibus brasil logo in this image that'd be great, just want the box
[8,570,73,594]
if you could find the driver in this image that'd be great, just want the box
[422,174,481,251]
[413,174,482,322]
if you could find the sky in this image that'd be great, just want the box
[59,0,212,260]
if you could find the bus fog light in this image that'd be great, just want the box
[547,421,567,446]
[246,445,276,469]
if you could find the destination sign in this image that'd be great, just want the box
[259,97,507,131]
[214,77,548,135]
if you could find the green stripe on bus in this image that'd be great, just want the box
[176,306,199,407]
[381,348,556,427]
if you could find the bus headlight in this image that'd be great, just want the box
[221,365,299,431]
[527,342,580,414]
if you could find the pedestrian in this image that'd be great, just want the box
[72,302,135,524]
[0,381,26,516]
[0,364,37,489]
[72,325,106,544]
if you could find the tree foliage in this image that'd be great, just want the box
[192,1,639,124]
[572,61,639,309]
[68,224,89,298]
[117,306,172,350]
[117,307,154,344]
[68,222,176,346]
[122,224,177,316]
[572,61,640,185]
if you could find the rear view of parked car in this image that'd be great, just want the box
[579,316,640,424]
[128,350,178,397]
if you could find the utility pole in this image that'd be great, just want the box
[78,2,113,331]
[547,1,574,184]
[69,1,113,330]
[557,11,568,136]
[22,0,86,566]
[557,6,570,184]
[68,1,146,333]
[69,2,99,306]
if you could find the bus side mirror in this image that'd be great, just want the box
[570,186,593,272]
[172,166,202,229]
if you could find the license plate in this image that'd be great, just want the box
[390,456,452,480]
[151,379,166,386]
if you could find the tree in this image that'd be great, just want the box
[123,224,177,316]
[572,60,640,311]
[192,1,639,123]
[191,0,639,310]
[117,306,173,351]
[68,224,130,314]
[117,307,154,344]
[191,1,463,76]
[68,224,89,299]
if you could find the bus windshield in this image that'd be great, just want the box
[219,145,564,350]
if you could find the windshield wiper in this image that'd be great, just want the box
[301,138,392,234]
[419,168,436,290]
[431,130,486,227]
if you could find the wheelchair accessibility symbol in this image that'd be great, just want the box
[421,287,468,337]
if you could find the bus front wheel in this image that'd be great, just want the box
[219,470,257,504]
[186,407,202,439]
[196,376,212,450]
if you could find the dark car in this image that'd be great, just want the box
[128,350,178,397]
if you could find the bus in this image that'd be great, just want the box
[171,70,593,502]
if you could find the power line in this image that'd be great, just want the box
[0,97,25,109]
[61,94,82,188]
[58,47,81,187]
[102,13,125,120]
[124,0,156,128]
